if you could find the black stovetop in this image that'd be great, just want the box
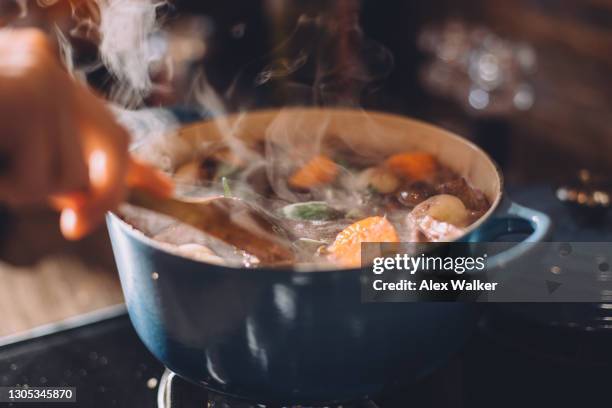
[3,311,612,408]
[1,186,611,408]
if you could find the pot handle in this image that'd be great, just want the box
[463,199,552,269]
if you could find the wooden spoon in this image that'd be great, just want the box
[128,188,294,265]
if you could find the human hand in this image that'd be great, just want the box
[0,29,172,239]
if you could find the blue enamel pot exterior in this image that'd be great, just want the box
[107,109,551,405]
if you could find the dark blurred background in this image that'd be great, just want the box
[5,0,612,181]
[175,0,612,183]
[1,0,611,335]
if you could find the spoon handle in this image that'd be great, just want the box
[127,188,219,227]
[127,188,294,264]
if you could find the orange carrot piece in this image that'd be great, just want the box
[289,155,338,190]
[385,152,437,181]
[328,216,399,268]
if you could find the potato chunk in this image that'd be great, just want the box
[356,166,400,194]
[409,194,469,227]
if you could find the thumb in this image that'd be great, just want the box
[53,156,174,240]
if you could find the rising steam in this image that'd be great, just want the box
[96,0,167,106]
[6,0,400,265]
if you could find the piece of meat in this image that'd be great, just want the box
[396,181,435,208]
[406,214,465,242]
[436,177,489,211]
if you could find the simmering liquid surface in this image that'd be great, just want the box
[122,140,490,269]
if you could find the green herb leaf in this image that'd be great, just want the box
[222,177,232,197]
[279,201,343,221]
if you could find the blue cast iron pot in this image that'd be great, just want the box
[107,108,551,405]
